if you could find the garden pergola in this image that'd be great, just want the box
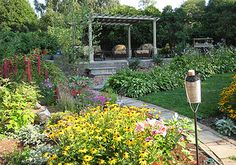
[88,14,159,62]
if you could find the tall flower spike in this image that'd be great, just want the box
[37,54,41,75]
[27,58,32,82]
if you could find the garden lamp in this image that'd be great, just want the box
[185,70,201,165]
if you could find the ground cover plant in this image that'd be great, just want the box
[107,47,236,98]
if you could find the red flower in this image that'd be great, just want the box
[45,70,49,79]
[54,87,60,100]
[27,58,32,82]
[37,55,41,75]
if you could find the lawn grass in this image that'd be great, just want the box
[139,73,235,119]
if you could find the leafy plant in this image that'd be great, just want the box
[106,47,236,97]
[152,55,163,65]
[10,124,46,146]
[0,78,40,133]
[128,58,140,70]
[68,75,91,97]
[215,118,236,136]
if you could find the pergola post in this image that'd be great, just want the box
[88,20,94,62]
[128,25,132,58]
[153,19,157,55]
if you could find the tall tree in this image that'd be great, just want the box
[0,0,38,32]
[204,0,236,45]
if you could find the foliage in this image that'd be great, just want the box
[0,30,59,59]
[215,118,236,136]
[0,78,40,133]
[57,85,111,113]
[6,144,54,165]
[68,75,91,96]
[0,0,38,32]
[107,47,236,97]
[44,103,193,164]
[219,74,236,120]
[152,55,163,65]
[9,124,46,146]
[128,58,141,70]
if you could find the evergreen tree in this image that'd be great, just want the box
[0,0,38,32]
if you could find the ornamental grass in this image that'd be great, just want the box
[44,103,194,165]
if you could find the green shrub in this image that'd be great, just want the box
[0,78,40,133]
[128,58,140,70]
[107,47,236,97]
[215,118,236,136]
[0,30,59,59]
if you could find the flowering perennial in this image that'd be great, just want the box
[44,104,193,164]
[219,74,236,119]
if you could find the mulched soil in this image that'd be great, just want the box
[0,139,22,165]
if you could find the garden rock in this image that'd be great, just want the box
[32,103,51,123]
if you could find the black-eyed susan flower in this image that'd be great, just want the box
[83,155,93,162]
[123,152,129,159]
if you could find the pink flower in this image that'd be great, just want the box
[135,122,145,132]
[146,118,157,127]
[145,136,153,142]
[151,125,167,137]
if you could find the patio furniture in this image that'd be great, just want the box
[94,46,105,60]
[112,44,127,59]
[134,43,153,58]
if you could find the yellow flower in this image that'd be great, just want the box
[126,139,135,146]
[79,148,87,153]
[139,151,148,158]
[90,148,97,154]
[139,158,147,165]
[108,157,117,165]
[43,152,50,158]
[83,155,93,162]
[113,134,122,142]
[50,154,58,160]
[47,161,53,165]
[64,146,70,151]
[99,159,105,165]
[58,163,62,165]
[123,152,129,159]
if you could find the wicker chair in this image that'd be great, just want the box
[112,44,127,59]
[93,46,105,60]
[134,43,153,58]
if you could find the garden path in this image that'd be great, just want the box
[118,96,236,165]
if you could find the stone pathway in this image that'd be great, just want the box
[118,96,236,165]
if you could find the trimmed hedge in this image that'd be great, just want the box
[107,47,236,98]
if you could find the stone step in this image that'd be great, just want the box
[89,67,116,76]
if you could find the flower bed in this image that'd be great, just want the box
[42,103,194,165]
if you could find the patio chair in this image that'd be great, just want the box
[93,46,105,60]
[112,44,127,59]
[134,43,153,58]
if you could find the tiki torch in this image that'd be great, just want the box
[185,70,201,165]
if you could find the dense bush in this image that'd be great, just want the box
[219,74,236,120]
[42,103,193,165]
[107,47,236,97]
[0,78,40,133]
[0,30,59,59]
